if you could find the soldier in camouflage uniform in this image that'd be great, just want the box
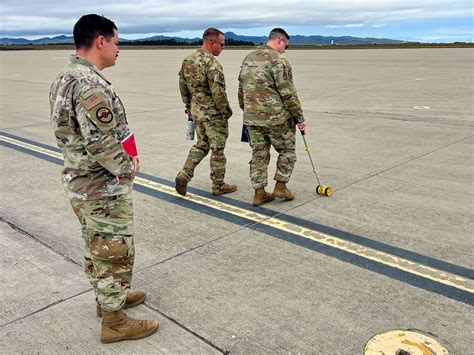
[238,28,307,206]
[49,14,158,343]
[175,28,237,197]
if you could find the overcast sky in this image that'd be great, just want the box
[1,0,472,42]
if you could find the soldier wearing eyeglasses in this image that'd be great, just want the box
[238,28,307,206]
[175,28,237,197]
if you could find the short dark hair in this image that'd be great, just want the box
[268,28,290,41]
[73,14,117,50]
[203,28,224,40]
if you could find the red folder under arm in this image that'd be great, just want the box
[120,133,139,162]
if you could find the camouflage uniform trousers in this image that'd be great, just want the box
[248,119,297,189]
[183,118,229,189]
[69,192,135,312]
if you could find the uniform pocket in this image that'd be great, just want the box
[90,233,132,261]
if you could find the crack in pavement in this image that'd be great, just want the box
[1,216,80,267]
[0,289,92,329]
[144,303,229,354]
[0,216,237,350]
[273,133,474,219]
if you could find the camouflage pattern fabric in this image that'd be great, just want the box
[50,55,138,312]
[70,193,134,311]
[178,49,232,189]
[182,119,229,189]
[179,49,232,122]
[50,55,137,200]
[238,45,304,126]
[248,120,296,189]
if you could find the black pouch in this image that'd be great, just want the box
[241,123,249,142]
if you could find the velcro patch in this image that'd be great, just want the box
[283,65,293,82]
[96,107,114,123]
[83,94,103,110]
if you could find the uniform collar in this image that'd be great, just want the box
[70,55,112,84]
[197,48,214,57]
[257,44,278,52]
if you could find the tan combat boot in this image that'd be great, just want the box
[97,291,146,317]
[175,160,197,196]
[212,183,237,196]
[175,170,192,196]
[253,187,275,206]
[273,181,295,200]
[101,309,159,343]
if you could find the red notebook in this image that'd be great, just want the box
[120,133,139,162]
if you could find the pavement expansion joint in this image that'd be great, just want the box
[1,122,51,131]
[1,78,49,85]
[336,133,474,193]
[126,107,182,115]
[1,216,81,267]
[327,109,473,127]
[144,303,229,354]
[0,289,92,329]
[121,89,178,98]
[137,223,253,274]
[1,132,473,306]
[1,211,229,351]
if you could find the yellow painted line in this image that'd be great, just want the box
[1,135,63,159]
[136,176,474,293]
[2,135,474,294]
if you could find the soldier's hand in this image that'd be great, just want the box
[131,156,140,178]
[297,120,307,132]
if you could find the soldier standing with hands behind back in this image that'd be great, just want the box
[239,28,307,206]
[49,14,158,343]
[175,28,237,197]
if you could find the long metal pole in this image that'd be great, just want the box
[301,132,321,186]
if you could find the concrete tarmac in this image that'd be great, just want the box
[1,48,473,354]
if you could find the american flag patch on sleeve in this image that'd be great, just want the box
[83,94,103,110]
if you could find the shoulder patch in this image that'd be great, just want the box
[284,65,293,81]
[96,107,114,123]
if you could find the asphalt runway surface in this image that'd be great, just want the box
[1,48,473,354]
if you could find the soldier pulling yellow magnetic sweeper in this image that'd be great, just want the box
[300,131,332,197]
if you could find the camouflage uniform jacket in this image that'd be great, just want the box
[49,55,137,200]
[179,49,232,122]
[238,45,304,126]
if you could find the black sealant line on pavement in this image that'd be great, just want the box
[133,183,474,307]
[138,170,474,280]
[144,304,229,354]
[1,216,81,267]
[0,288,93,329]
[1,131,473,306]
[1,214,230,349]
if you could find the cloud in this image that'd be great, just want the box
[325,24,366,29]
[0,0,472,37]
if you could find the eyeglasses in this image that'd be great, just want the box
[211,39,225,48]
[279,37,289,50]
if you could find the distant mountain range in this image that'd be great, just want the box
[0,31,404,45]
[0,35,73,45]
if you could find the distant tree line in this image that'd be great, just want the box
[225,38,255,46]
[121,38,255,46]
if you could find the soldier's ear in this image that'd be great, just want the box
[96,35,106,50]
